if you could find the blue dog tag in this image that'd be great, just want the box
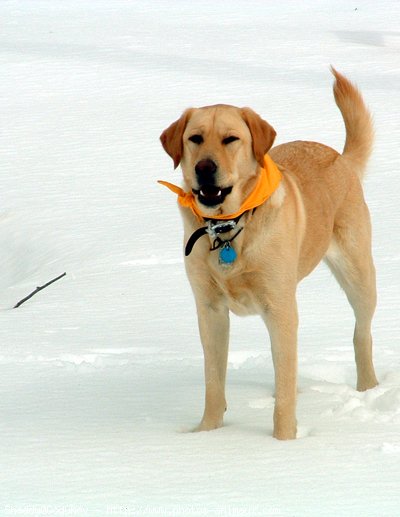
[219,242,237,265]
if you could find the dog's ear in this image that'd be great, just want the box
[160,109,194,169]
[241,108,276,167]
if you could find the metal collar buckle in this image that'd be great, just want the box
[206,220,237,238]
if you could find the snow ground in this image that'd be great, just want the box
[1,1,400,516]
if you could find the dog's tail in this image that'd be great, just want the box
[331,67,374,180]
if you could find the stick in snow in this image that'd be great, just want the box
[14,272,67,309]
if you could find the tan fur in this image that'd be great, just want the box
[160,70,378,439]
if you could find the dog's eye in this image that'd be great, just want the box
[222,136,239,145]
[188,134,204,145]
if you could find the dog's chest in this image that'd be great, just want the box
[211,268,259,316]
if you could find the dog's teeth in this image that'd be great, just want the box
[201,190,220,197]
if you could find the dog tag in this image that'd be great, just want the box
[219,242,237,265]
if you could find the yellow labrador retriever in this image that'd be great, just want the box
[159,69,378,439]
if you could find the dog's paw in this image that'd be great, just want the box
[273,428,297,440]
[357,377,379,392]
[273,415,297,440]
[192,418,224,432]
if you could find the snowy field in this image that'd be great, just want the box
[1,1,400,515]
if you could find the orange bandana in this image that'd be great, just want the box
[158,154,282,220]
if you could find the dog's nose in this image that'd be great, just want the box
[195,159,217,180]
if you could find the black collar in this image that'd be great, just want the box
[185,212,246,257]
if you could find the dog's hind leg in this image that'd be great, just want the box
[325,217,378,392]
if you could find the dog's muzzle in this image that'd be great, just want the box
[193,159,231,206]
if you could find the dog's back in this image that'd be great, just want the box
[268,70,375,282]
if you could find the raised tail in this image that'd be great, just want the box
[331,67,374,180]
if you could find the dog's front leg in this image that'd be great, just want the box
[263,297,298,440]
[195,300,229,431]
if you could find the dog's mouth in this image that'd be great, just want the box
[192,185,233,207]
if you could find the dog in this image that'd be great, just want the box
[159,69,378,439]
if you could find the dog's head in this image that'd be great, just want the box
[160,105,276,216]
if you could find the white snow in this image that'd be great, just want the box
[1,1,400,516]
